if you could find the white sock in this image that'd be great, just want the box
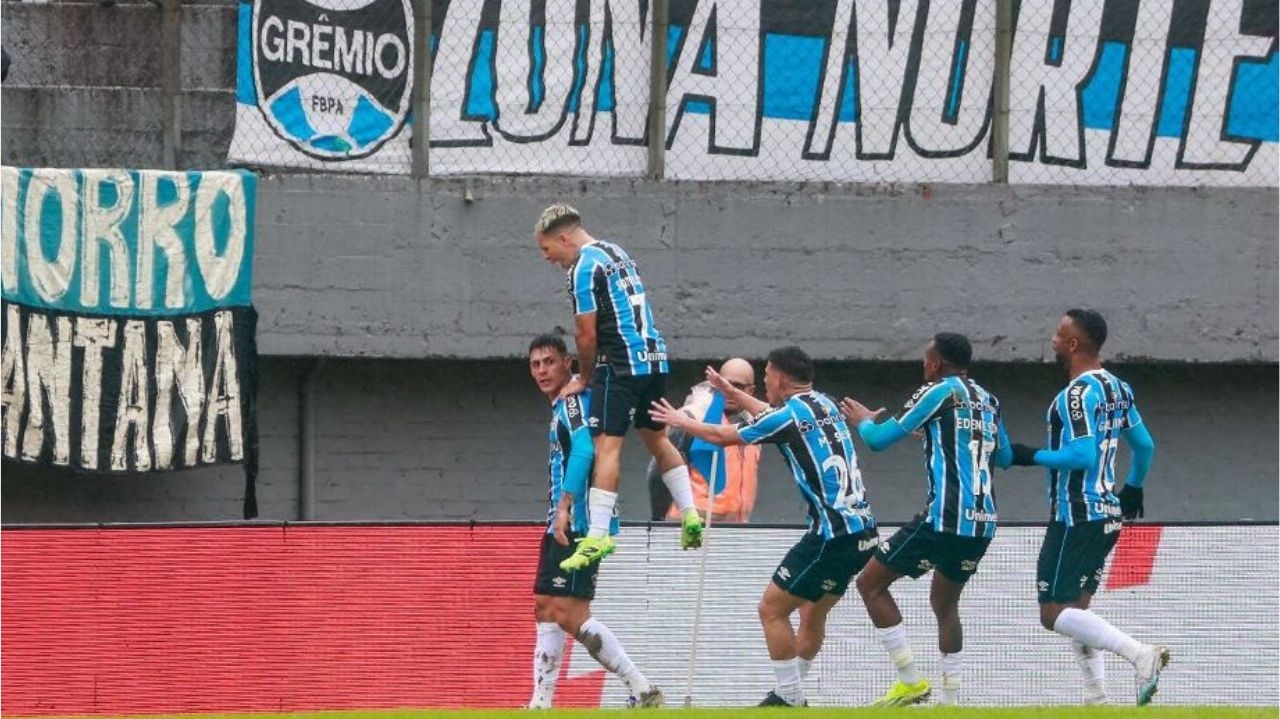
[1072,641,1107,702]
[587,488,618,539]
[1052,608,1142,663]
[797,656,813,679]
[662,465,696,514]
[876,623,922,685]
[939,652,962,705]
[576,618,650,696]
[529,622,566,708]
[771,658,805,705]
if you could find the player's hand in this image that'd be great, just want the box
[1010,443,1039,466]
[553,505,572,546]
[839,397,885,426]
[559,376,588,399]
[1117,485,1145,520]
[648,398,686,430]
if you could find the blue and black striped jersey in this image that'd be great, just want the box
[1045,369,1144,526]
[546,390,616,535]
[568,240,668,376]
[895,376,1004,538]
[737,391,875,540]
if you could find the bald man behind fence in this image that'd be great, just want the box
[648,358,763,523]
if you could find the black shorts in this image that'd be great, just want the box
[877,515,993,584]
[1036,519,1123,605]
[772,529,879,602]
[533,531,599,600]
[589,365,667,436]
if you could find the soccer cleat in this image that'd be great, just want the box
[871,679,932,707]
[681,509,704,550]
[627,686,664,709]
[757,690,806,707]
[1134,644,1171,706]
[558,535,616,571]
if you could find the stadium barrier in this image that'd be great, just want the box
[2,521,1276,714]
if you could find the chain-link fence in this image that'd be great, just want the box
[1006,0,1279,187]
[2,0,1276,185]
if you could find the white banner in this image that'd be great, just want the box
[422,0,1277,185]
[228,0,414,174]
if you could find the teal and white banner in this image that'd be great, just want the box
[0,168,260,518]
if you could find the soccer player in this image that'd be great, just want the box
[535,204,702,571]
[649,346,879,708]
[839,333,1012,707]
[526,334,663,709]
[1007,309,1166,706]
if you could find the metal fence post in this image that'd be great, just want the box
[647,0,669,180]
[992,0,1013,183]
[412,0,433,177]
[160,0,183,170]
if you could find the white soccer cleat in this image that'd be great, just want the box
[1083,689,1107,705]
[627,686,665,709]
[1134,644,1171,706]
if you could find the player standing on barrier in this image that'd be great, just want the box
[1007,309,1167,706]
[649,346,879,708]
[525,334,663,709]
[535,204,703,572]
[840,333,1012,707]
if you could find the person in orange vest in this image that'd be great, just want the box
[647,358,761,523]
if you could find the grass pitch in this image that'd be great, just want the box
[86,707,1276,719]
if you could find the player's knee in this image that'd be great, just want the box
[758,597,782,623]
[855,570,880,599]
[534,595,554,622]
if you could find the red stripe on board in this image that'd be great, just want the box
[1105,524,1163,590]
[0,525,571,716]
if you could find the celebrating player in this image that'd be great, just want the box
[535,204,703,572]
[1007,309,1167,706]
[650,346,879,708]
[840,333,1011,706]
[525,334,663,709]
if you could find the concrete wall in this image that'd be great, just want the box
[4,358,1276,524]
[248,176,1279,363]
[1,0,237,171]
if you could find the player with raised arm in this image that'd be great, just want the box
[1007,309,1166,706]
[649,346,879,708]
[535,204,702,572]
[525,334,662,709]
[840,333,1012,707]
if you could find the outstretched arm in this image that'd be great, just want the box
[1009,436,1096,470]
[857,416,910,452]
[704,365,770,416]
[649,398,745,446]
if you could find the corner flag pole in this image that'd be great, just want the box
[683,450,716,708]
